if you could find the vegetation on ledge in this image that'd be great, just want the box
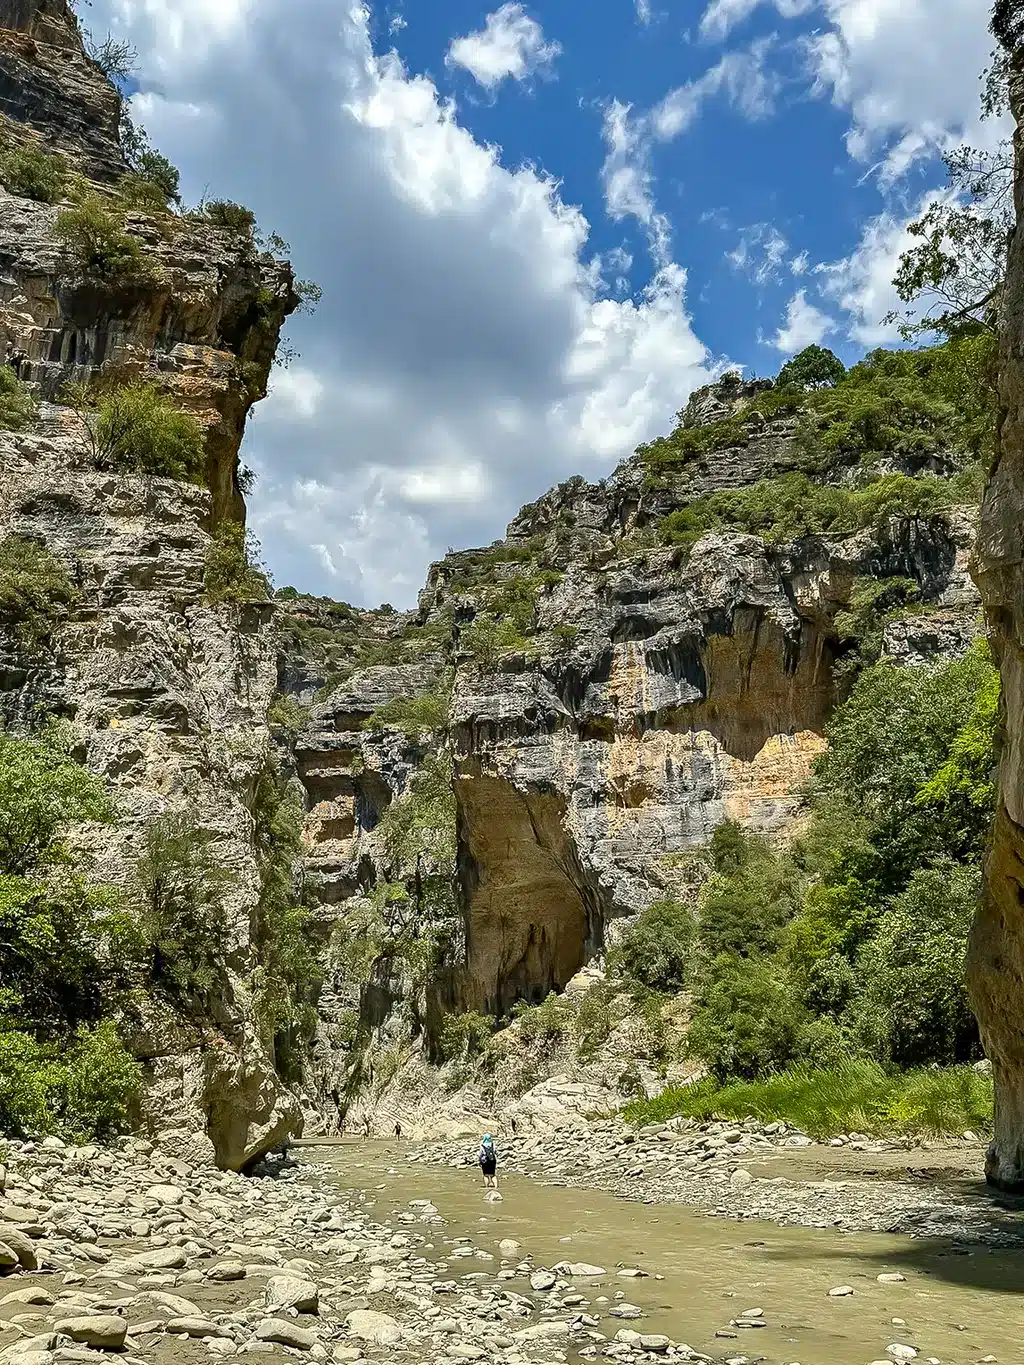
[641,335,995,482]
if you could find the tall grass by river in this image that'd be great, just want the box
[624,1060,993,1138]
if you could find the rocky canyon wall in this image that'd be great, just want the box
[0,0,300,1167]
[968,6,1024,1192]
[282,375,982,1135]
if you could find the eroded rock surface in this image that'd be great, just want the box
[0,1,298,1165]
[968,15,1024,1192]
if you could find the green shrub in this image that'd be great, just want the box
[0,726,109,877]
[624,1060,992,1139]
[700,831,802,959]
[204,521,272,603]
[0,140,67,203]
[610,899,696,992]
[82,382,206,479]
[513,991,571,1043]
[437,1011,493,1062]
[0,366,38,433]
[55,196,152,285]
[0,537,78,649]
[574,981,616,1057]
[686,955,807,1080]
[202,200,258,237]
[52,1020,141,1140]
[0,1021,139,1141]
[364,681,449,735]
[267,692,311,737]
[851,863,979,1067]
[130,812,234,1005]
[0,874,136,1034]
[251,758,320,1082]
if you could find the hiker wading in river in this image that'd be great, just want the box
[478,1133,498,1188]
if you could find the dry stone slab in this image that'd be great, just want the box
[54,1317,127,1350]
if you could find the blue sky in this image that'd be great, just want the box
[90,0,997,606]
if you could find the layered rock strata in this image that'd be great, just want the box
[285,379,982,1132]
[0,0,299,1165]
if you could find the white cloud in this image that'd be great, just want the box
[728,222,788,284]
[772,289,837,351]
[808,0,1004,180]
[446,3,561,90]
[699,0,813,42]
[635,0,653,22]
[814,188,952,343]
[790,249,809,275]
[93,0,716,607]
[600,41,780,262]
[388,13,406,34]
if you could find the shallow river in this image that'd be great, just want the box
[306,1140,1024,1365]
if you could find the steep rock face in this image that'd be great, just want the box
[286,379,982,1132]
[968,20,1024,1192]
[0,3,299,1165]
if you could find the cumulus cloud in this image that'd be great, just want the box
[811,188,954,343]
[808,0,1003,179]
[446,3,561,90]
[699,0,813,42]
[772,289,836,351]
[92,0,715,606]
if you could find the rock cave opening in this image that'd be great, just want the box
[455,773,605,1018]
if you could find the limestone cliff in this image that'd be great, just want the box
[0,0,299,1166]
[281,371,982,1134]
[968,7,1024,1192]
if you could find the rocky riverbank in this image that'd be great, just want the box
[409,1118,1024,1246]
[0,1136,738,1365]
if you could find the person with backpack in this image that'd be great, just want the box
[477,1133,498,1188]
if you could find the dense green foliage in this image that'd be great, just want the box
[205,522,273,603]
[365,678,450,735]
[129,812,234,1006]
[0,367,38,433]
[73,382,206,479]
[624,1060,993,1138]
[777,345,847,391]
[55,197,152,286]
[202,200,258,236]
[682,642,997,1081]
[0,537,78,651]
[0,728,141,1139]
[0,140,67,203]
[251,757,321,1082]
[609,899,696,992]
[644,336,995,489]
[659,470,955,553]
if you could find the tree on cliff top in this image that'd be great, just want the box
[777,345,846,391]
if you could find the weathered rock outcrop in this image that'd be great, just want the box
[968,11,1024,1192]
[283,374,982,1132]
[0,1,299,1165]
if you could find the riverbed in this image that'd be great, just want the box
[311,1139,1024,1365]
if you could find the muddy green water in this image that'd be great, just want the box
[308,1140,1024,1365]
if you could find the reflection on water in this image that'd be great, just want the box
[307,1139,1024,1365]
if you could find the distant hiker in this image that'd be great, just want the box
[478,1133,498,1188]
[394,1122,402,1139]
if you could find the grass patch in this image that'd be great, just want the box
[624,1060,993,1138]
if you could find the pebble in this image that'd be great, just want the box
[828,1285,854,1297]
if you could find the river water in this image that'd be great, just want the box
[307,1139,1024,1365]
